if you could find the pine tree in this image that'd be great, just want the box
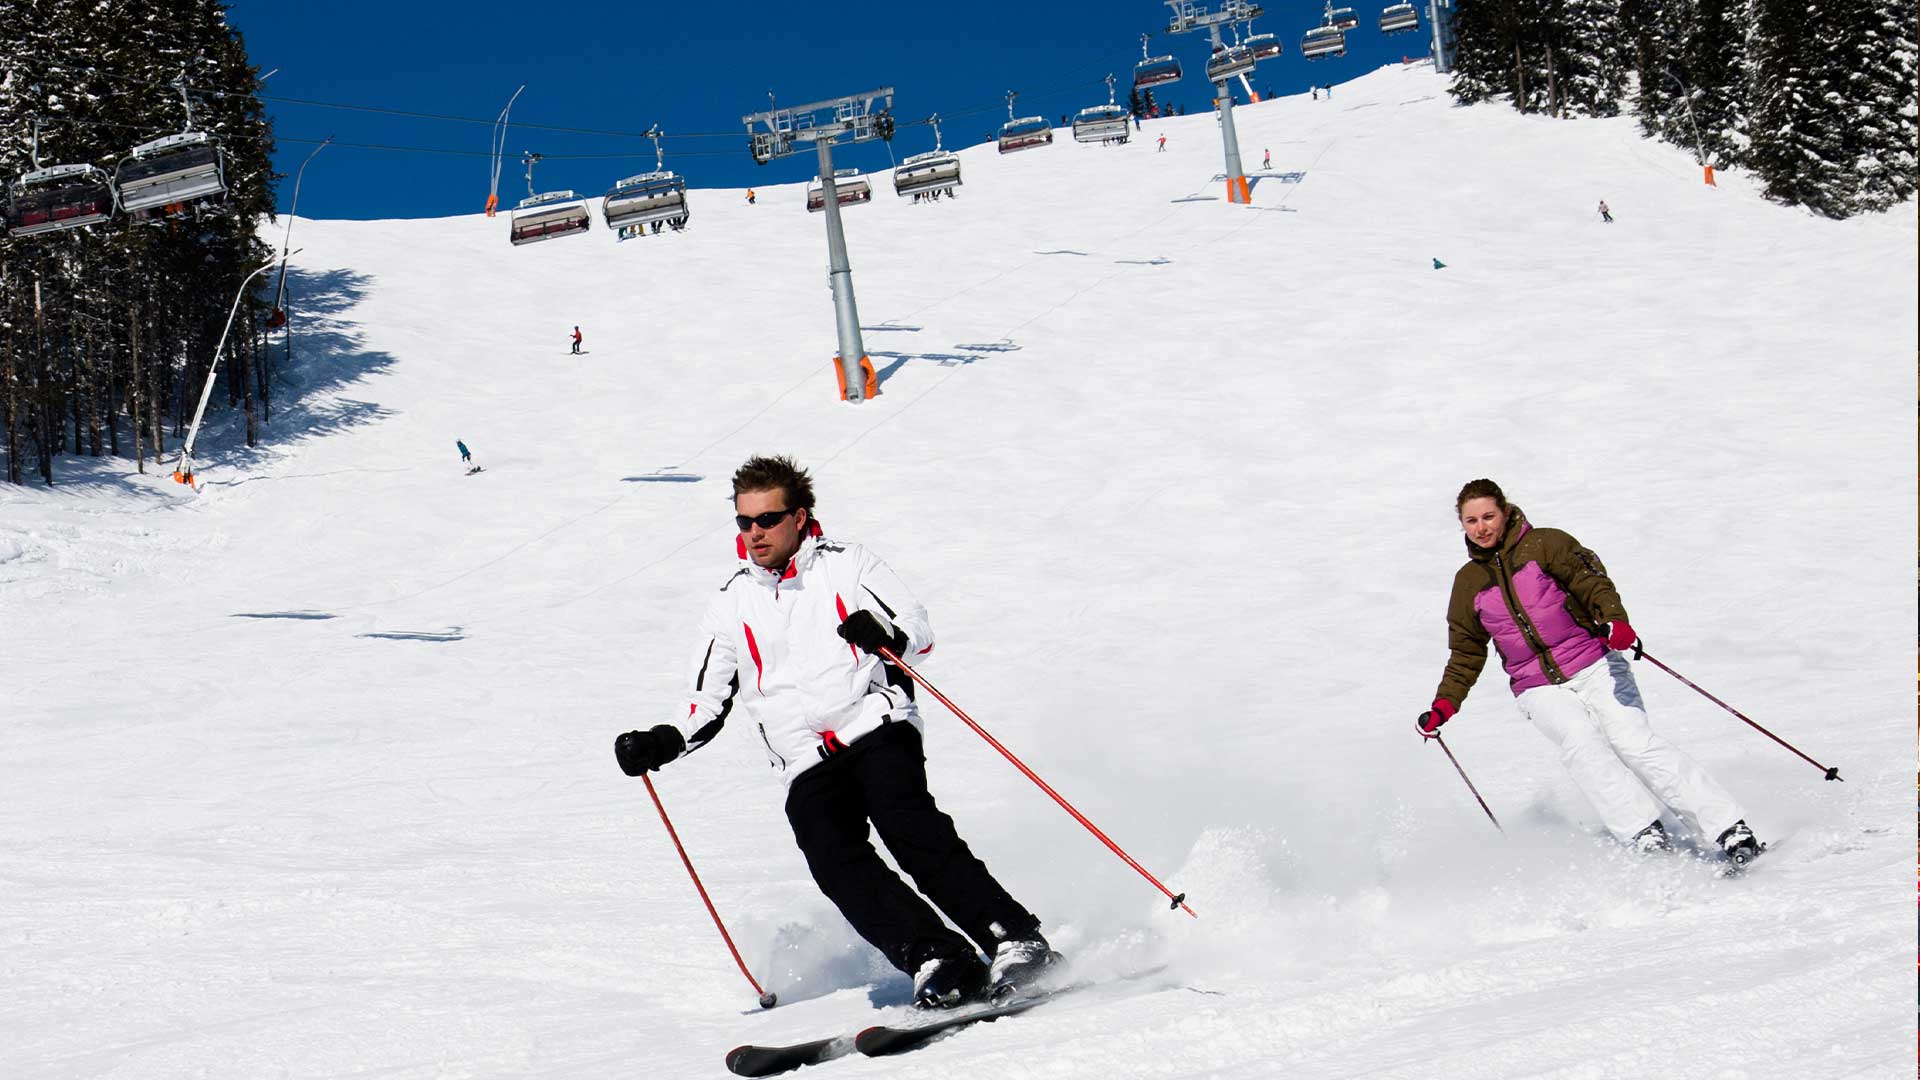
[1745,0,1854,215]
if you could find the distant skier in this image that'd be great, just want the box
[1262,148,1272,170]
[1415,479,1763,865]
[747,188,757,205]
[1598,199,1614,223]
[1157,133,1167,152]
[614,455,1061,1010]
[456,439,471,465]
[1312,87,1319,100]
[570,326,583,354]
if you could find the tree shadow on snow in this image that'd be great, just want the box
[22,267,399,494]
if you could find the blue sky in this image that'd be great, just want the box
[228,0,1439,220]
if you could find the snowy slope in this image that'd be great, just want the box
[3,63,1915,1079]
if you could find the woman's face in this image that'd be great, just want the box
[1459,497,1509,550]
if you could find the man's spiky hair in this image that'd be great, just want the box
[732,455,816,510]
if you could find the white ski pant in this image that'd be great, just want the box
[1515,653,1744,843]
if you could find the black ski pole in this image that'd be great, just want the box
[1431,732,1504,835]
[1634,646,1842,781]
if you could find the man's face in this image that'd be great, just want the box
[735,487,807,570]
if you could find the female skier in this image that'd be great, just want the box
[1415,479,1762,865]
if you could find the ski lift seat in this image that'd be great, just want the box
[1328,6,1359,29]
[807,168,871,212]
[1245,32,1283,60]
[1206,45,1257,82]
[116,132,226,218]
[997,117,1054,154]
[1072,105,1132,144]
[893,151,961,198]
[602,171,688,230]
[6,163,114,237]
[1380,3,1420,32]
[1302,25,1347,59]
[1133,56,1183,89]
[509,191,592,245]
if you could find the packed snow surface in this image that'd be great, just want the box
[4,65,1915,1079]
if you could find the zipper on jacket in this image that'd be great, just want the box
[1494,552,1569,684]
[756,722,787,769]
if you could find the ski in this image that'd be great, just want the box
[853,988,1064,1057]
[723,966,1168,1075]
[723,1034,854,1077]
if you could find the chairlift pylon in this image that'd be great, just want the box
[997,90,1054,155]
[894,114,962,200]
[509,151,591,245]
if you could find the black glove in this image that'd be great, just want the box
[615,725,685,776]
[836,609,908,658]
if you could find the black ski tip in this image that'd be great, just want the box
[1823,766,1842,781]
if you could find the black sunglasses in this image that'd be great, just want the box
[735,507,798,532]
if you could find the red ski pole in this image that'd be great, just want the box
[879,647,1196,917]
[641,774,778,1008]
[1636,647,1842,781]
[1431,732,1504,835]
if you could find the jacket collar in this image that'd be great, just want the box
[735,517,825,584]
[1466,505,1530,562]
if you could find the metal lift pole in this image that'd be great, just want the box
[742,87,894,404]
[1166,0,1261,204]
[1429,0,1453,73]
[815,137,867,401]
[1210,24,1249,200]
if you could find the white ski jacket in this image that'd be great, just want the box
[668,522,934,785]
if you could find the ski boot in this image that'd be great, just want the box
[1716,820,1764,870]
[911,946,988,1010]
[1630,819,1671,855]
[988,930,1064,1001]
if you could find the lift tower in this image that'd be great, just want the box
[743,88,896,403]
[1164,0,1264,203]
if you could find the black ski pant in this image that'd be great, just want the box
[784,721,1038,976]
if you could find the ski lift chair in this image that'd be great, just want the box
[806,168,872,212]
[602,172,689,232]
[1379,3,1420,33]
[1205,45,1257,83]
[6,163,114,237]
[1072,105,1132,144]
[115,132,227,220]
[997,117,1054,154]
[893,151,961,199]
[1302,25,1347,59]
[509,191,592,245]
